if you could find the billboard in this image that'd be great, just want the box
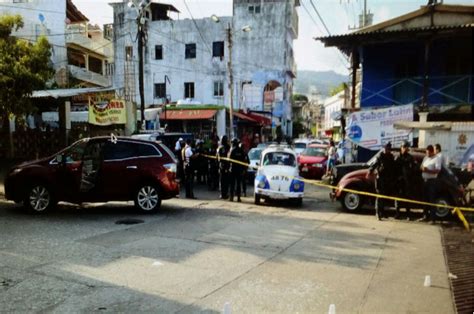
[88,98,126,126]
[346,104,413,150]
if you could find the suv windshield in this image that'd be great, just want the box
[59,139,88,163]
[263,152,296,167]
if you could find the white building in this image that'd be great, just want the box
[111,0,299,137]
[323,88,350,141]
[0,0,113,87]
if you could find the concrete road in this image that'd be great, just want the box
[0,185,454,313]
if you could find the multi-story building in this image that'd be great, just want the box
[111,0,299,137]
[0,0,113,87]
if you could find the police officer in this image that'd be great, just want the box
[229,138,246,202]
[368,142,397,220]
[217,135,230,199]
[182,138,197,199]
[207,139,219,191]
[395,141,417,220]
[240,142,250,197]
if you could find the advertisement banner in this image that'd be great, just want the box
[346,104,413,150]
[88,98,126,125]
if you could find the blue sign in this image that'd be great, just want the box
[38,13,45,23]
[348,125,362,142]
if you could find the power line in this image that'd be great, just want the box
[300,0,324,35]
[308,0,331,36]
[0,3,65,15]
[182,0,213,54]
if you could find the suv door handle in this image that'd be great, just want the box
[127,166,138,169]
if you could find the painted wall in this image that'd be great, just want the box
[0,0,68,70]
[361,37,473,108]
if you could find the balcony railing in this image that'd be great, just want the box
[361,75,474,107]
[66,26,112,57]
[68,65,111,87]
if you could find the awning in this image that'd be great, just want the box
[246,112,271,126]
[32,87,116,99]
[233,111,257,123]
[42,111,88,122]
[160,109,217,120]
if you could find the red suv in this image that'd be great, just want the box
[298,144,330,179]
[5,137,179,213]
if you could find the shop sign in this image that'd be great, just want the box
[88,98,126,125]
[346,104,413,150]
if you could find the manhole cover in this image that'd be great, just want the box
[115,219,144,225]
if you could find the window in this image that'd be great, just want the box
[103,141,136,160]
[155,83,166,99]
[138,143,161,157]
[212,41,224,58]
[155,45,163,60]
[125,46,133,61]
[185,43,196,59]
[214,81,224,97]
[255,5,261,13]
[184,82,195,98]
[117,12,124,27]
[249,5,254,13]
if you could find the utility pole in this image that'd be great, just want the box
[227,23,234,138]
[137,20,145,130]
[128,0,149,131]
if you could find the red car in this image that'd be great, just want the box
[5,137,179,214]
[298,144,329,179]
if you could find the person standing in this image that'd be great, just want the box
[217,135,231,199]
[326,140,338,175]
[420,145,442,223]
[175,138,185,185]
[240,142,250,197]
[395,141,417,220]
[207,139,219,191]
[182,139,197,199]
[228,138,246,202]
[367,142,397,221]
[434,144,448,168]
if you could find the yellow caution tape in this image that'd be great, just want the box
[201,153,473,229]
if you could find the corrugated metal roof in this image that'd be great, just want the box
[31,87,116,99]
[317,23,474,41]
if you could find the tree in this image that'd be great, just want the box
[330,82,348,96]
[0,15,54,117]
[291,94,308,103]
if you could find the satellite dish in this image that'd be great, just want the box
[38,13,45,23]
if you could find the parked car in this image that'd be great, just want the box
[254,146,304,206]
[5,137,179,214]
[293,139,311,156]
[247,147,264,181]
[131,132,194,152]
[298,144,329,179]
[331,162,465,219]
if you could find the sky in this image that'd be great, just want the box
[73,0,472,76]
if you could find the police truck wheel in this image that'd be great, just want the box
[434,197,451,219]
[254,193,261,205]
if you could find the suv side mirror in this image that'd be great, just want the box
[256,162,260,166]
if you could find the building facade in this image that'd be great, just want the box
[111,0,299,137]
[0,0,114,88]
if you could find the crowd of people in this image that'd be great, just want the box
[368,141,448,223]
[174,135,251,202]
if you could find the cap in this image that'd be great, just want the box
[385,142,392,149]
[401,141,410,148]
[178,137,184,141]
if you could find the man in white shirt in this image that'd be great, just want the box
[435,144,448,168]
[182,139,197,199]
[420,145,442,223]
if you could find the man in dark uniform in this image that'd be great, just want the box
[217,135,230,199]
[229,138,246,202]
[182,139,198,199]
[395,141,417,220]
[368,142,397,220]
[240,142,250,197]
[207,139,219,191]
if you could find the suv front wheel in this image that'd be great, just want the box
[23,183,57,214]
[135,184,162,213]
